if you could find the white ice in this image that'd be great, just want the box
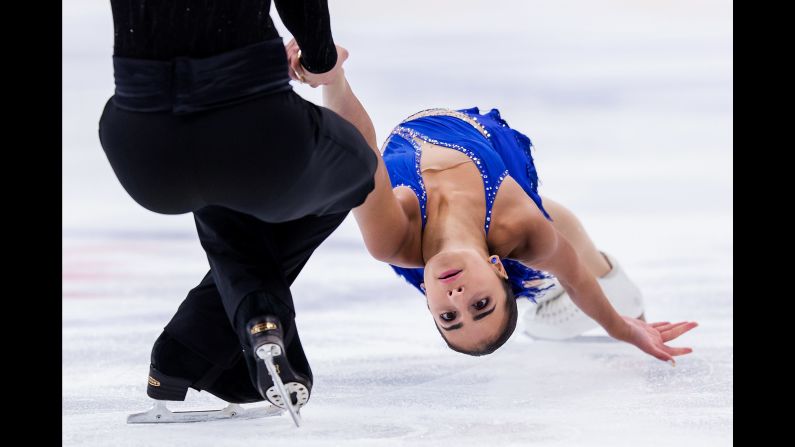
[63,1,732,445]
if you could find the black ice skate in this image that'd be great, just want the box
[127,332,283,424]
[244,315,312,427]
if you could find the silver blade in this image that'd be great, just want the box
[127,401,283,424]
[257,345,303,427]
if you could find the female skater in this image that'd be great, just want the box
[288,41,697,360]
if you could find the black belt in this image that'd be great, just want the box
[112,38,292,114]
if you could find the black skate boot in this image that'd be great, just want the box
[145,332,208,402]
[128,332,282,424]
[145,331,266,404]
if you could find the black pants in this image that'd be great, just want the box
[153,209,348,402]
[99,87,376,322]
[99,89,376,222]
[98,43,376,401]
[169,209,349,364]
[99,52,376,393]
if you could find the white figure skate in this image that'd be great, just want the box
[523,252,644,340]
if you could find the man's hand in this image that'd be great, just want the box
[285,38,348,88]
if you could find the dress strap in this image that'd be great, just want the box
[401,108,492,140]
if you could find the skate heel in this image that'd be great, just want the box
[146,366,191,401]
[255,343,311,409]
[246,315,312,427]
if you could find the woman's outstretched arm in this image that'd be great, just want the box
[514,213,695,364]
[517,216,628,336]
[286,41,417,264]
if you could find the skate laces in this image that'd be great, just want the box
[536,293,578,321]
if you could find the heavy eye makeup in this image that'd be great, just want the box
[438,298,490,321]
[473,297,489,310]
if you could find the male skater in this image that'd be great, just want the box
[98,0,377,425]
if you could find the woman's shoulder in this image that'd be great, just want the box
[380,187,424,267]
[488,176,549,257]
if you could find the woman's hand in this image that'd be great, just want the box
[614,316,698,366]
[285,38,348,88]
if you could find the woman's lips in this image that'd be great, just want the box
[438,269,463,283]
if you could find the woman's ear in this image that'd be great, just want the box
[489,255,509,279]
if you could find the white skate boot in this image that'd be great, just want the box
[523,277,565,305]
[523,252,644,340]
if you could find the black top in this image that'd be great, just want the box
[110,0,337,73]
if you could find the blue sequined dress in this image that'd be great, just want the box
[382,107,555,302]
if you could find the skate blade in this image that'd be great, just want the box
[127,401,283,424]
[257,344,303,428]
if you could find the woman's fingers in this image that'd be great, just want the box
[652,322,683,332]
[660,322,698,342]
[662,345,693,356]
[649,346,674,363]
[287,57,300,81]
[288,65,303,82]
[653,321,692,332]
[289,58,301,73]
[337,46,349,63]
[638,320,697,365]
[288,56,306,83]
[285,38,305,82]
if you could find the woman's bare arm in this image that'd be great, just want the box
[287,42,415,263]
[514,215,629,338]
[514,215,697,363]
[325,75,416,262]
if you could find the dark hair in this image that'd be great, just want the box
[436,279,518,356]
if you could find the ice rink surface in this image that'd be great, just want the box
[63,1,732,445]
